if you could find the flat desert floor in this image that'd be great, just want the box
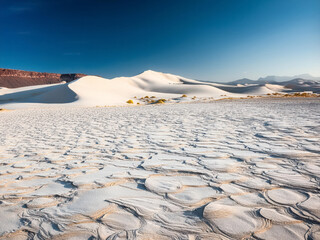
[0,98,320,240]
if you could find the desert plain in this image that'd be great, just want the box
[0,96,319,239]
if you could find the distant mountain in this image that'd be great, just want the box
[227,74,320,85]
[279,78,320,93]
[228,78,278,85]
[0,68,86,88]
[227,78,259,85]
[258,74,320,82]
[282,78,320,85]
[225,76,320,93]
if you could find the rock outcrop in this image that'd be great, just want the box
[0,68,86,88]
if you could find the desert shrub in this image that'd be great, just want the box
[282,92,318,98]
[192,96,196,99]
[137,102,140,105]
[156,98,167,104]
[144,96,149,98]
[151,96,156,98]
[126,99,134,104]
[182,94,187,97]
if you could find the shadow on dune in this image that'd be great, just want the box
[0,84,78,104]
[283,84,320,93]
[136,77,224,94]
[211,84,267,93]
[179,78,269,94]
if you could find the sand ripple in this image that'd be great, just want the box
[0,98,319,239]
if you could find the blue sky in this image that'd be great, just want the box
[1,0,319,81]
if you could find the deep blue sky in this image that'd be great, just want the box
[1,0,319,81]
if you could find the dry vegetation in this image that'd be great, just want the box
[0,108,9,112]
[156,99,167,104]
[267,92,320,98]
[128,94,201,105]
[218,92,320,102]
[284,92,320,97]
[133,95,170,105]
[125,91,319,106]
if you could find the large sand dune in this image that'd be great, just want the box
[0,70,282,109]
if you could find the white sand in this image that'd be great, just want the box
[0,70,279,109]
[0,98,319,239]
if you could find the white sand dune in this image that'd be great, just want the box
[211,83,274,94]
[265,83,288,92]
[0,70,284,109]
[0,98,319,239]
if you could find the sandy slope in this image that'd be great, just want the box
[0,70,278,109]
[0,98,319,239]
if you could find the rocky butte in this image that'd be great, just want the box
[0,68,86,88]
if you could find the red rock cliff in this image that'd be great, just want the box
[0,68,86,88]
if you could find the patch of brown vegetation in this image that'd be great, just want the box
[283,92,319,98]
[156,99,167,104]
[216,97,237,101]
[264,92,319,99]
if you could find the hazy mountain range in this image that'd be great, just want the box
[228,74,320,85]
